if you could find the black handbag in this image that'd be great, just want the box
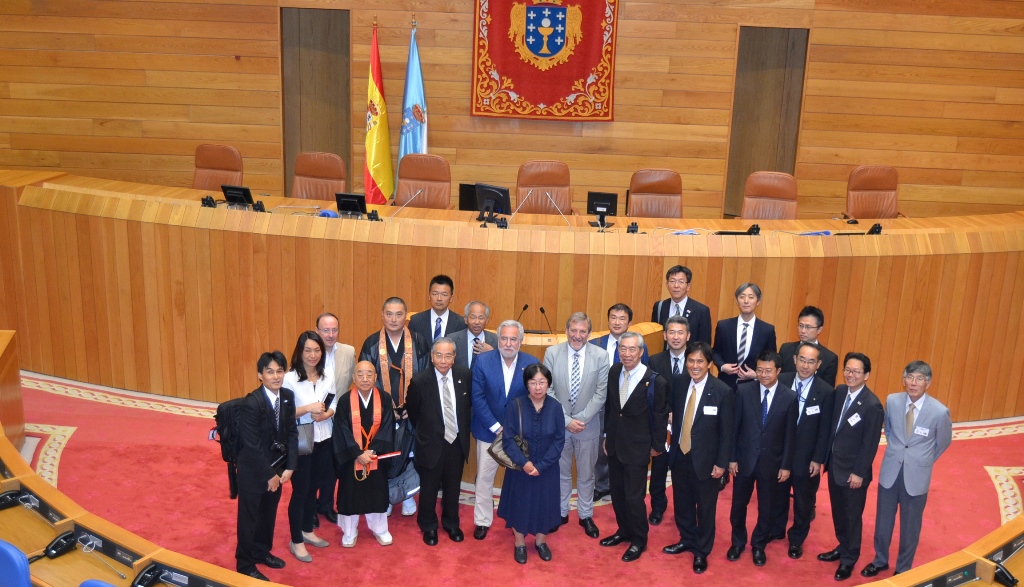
[488,398,529,470]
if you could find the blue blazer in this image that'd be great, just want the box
[589,335,649,365]
[470,349,539,443]
[712,317,777,390]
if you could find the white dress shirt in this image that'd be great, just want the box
[671,296,689,318]
[681,372,708,429]
[736,315,757,361]
[759,381,779,413]
[794,374,814,419]
[568,344,587,380]
[283,369,337,442]
[604,335,620,362]
[324,342,337,375]
[906,394,927,427]
[620,363,648,404]
[492,355,519,434]
[669,348,686,375]
[430,309,450,338]
[435,368,459,434]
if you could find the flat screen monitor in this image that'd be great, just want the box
[475,184,511,216]
[458,183,478,212]
[335,192,367,216]
[221,184,254,205]
[587,191,618,217]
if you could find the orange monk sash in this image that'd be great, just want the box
[378,326,414,407]
[351,387,382,479]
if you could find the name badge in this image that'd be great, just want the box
[806,405,820,416]
[914,426,929,437]
[703,406,718,416]
[847,413,862,427]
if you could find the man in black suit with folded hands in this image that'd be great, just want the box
[662,341,733,575]
[773,341,835,559]
[818,352,884,581]
[599,332,670,563]
[713,282,777,390]
[651,265,713,348]
[779,306,839,387]
[236,351,298,581]
[405,337,473,546]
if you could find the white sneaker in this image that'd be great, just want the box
[374,531,393,546]
[402,497,417,516]
[341,531,357,548]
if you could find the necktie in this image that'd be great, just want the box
[761,388,769,427]
[837,392,853,433]
[673,303,681,317]
[619,368,631,408]
[673,357,681,375]
[469,336,479,368]
[680,384,697,454]
[737,322,749,365]
[433,317,442,340]
[570,352,581,408]
[613,340,620,364]
[440,375,457,443]
[796,380,806,424]
[273,396,280,431]
[905,403,916,439]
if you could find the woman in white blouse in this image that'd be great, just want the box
[283,330,337,563]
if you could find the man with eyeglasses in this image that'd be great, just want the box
[409,274,467,343]
[862,361,951,578]
[818,352,884,581]
[652,265,712,349]
[774,341,836,559]
[313,312,356,524]
[779,306,839,387]
[406,337,473,546]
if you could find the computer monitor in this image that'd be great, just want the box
[475,184,511,222]
[587,191,618,229]
[335,192,367,217]
[458,183,478,212]
[221,185,254,205]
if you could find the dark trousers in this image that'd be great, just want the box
[236,487,283,573]
[608,451,649,548]
[670,453,720,557]
[287,453,316,543]
[771,472,821,546]
[416,440,466,533]
[828,470,870,566]
[312,438,338,514]
[595,415,609,493]
[730,468,779,549]
[648,453,669,515]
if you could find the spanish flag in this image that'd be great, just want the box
[364,24,393,205]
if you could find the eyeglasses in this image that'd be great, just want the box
[429,291,451,299]
[797,357,819,365]
[432,352,455,360]
[843,368,865,376]
[318,328,339,335]
[904,374,929,383]
[796,323,820,331]
[667,279,689,286]
[755,368,777,375]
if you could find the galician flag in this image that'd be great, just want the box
[364,24,393,205]
[398,26,427,165]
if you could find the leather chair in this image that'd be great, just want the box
[192,144,243,191]
[515,160,575,215]
[740,171,798,220]
[394,154,452,209]
[626,169,683,218]
[291,152,346,201]
[846,165,901,219]
[0,539,30,587]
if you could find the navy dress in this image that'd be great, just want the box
[497,395,565,536]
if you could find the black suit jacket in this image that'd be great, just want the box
[779,372,835,474]
[732,381,797,477]
[712,317,777,390]
[825,384,884,486]
[236,386,298,496]
[779,341,839,388]
[405,366,473,469]
[651,297,713,346]
[408,310,467,345]
[668,374,734,480]
[648,350,687,382]
[604,364,670,467]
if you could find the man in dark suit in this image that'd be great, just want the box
[235,351,298,581]
[599,332,669,563]
[818,352,884,581]
[773,342,835,559]
[646,314,691,525]
[470,320,539,540]
[591,303,649,364]
[727,350,797,567]
[408,274,467,343]
[406,337,473,546]
[779,306,839,387]
[450,301,497,371]
[713,282,777,390]
[661,341,733,574]
[651,265,713,347]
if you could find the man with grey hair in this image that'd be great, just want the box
[450,301,498,371]
[861,361,952,578]
[470,319,539,540]
[544,312,609,539]
[713,282,777,390]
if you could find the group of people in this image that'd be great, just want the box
[233,269,953,582]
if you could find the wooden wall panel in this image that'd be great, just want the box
[0,331,24,451]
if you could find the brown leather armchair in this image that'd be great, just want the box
[846,165,901,219]
[515,160,575,215]
[394,154,452,209]
[192,144,243,191]
[291,152,346,201]
[740,171,798,220]
[626,169,683,218]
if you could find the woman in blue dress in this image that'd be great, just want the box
[497,363,565,564]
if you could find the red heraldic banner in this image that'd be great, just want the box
[472,0,619,121]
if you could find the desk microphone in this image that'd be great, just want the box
[516,304,529,323]
[509,189,533,221]
[539,306,554,334]
[544,191,573,231]
[388,189,423,223]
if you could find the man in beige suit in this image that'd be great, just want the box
[314,312,356,524]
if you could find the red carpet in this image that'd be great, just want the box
[21,374,1024,586]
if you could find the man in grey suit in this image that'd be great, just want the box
[861,360,952,578]
[450,301,498,371]
[544,312,609,539]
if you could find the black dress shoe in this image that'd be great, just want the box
[861,563,889,577]
[594,489,611,501]
[818,548,841,562]
[648,511,663,525]
[752,548,766,566]
[663,541,693,555]
[514,545,527,564]
[536,542,552,561]
[600,534,626,547]
[320,509,338,524]
[242,569,269,581]
[693,554,708,574]
[447,527,464,542]
[258,554,285,569]
[473,525,489,540]
[835,564,853,581]
[727,545,744,561]
[622,545,645,562]
[894,571,901,575]
[561,515,569,525]
[579,517,600,539]
[788,544,803,559]
[423,530,438,546]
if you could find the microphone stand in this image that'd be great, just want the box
[515,304,529,323]
[539,307,554,334]
[509,189,533,222]
[387,189,423,223]
[544,191,573,231]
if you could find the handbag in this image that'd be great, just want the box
[296,421,315,456]
[487,398,529,470]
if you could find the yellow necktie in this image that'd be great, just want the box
[680,384,698,454]
[905,403,915,438]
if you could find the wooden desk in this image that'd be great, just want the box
[0,474,84,555]
[148,550,290,587]
[885,550,995,586]
[0,331,25,450]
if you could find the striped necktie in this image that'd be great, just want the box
[570,351,581,408]
[737,322,749,364]
[273,396,280,431]
[434,317,442,340]
[440,375,457,443]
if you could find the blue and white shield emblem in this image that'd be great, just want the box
[524,4,568,58]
